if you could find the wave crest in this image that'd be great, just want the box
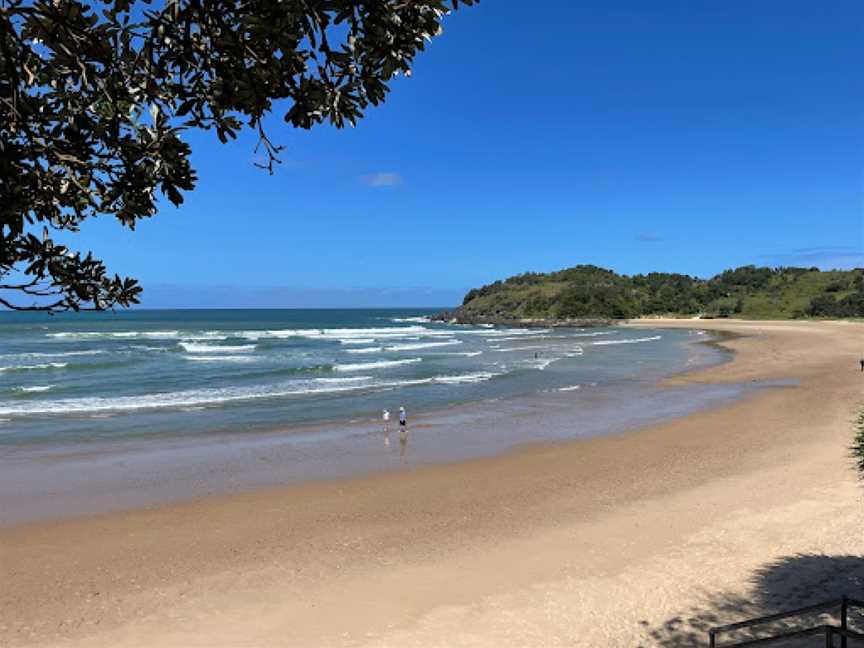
[334,358,422,372]
[591,335,662,346]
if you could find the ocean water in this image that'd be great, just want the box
[0,309,722,446]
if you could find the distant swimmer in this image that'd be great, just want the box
[860,359,864,372]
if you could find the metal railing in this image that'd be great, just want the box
[708,596,864,647]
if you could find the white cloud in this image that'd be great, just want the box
[758,246,864,270]
[362,172,402,188]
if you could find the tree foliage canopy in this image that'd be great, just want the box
[454,265,864,321]
[0,0,474,310]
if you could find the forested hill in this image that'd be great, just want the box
[442,265,864,322]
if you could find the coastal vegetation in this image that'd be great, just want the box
[854,409,864,480]
[0,0,474,311]
[448,265,864,322]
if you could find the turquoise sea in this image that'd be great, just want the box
[0,309,726,446]
[1,308,772,524]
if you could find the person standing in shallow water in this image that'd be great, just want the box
[399,406,408,460]
[399,406,408,439]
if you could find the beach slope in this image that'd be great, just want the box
[2,319,863,647]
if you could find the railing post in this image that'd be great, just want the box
[708,630,715,648]
[826,625,834,648]
[841,596,848,648]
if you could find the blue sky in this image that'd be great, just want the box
[77,0,863,307]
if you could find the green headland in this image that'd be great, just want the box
[438,265,864,325]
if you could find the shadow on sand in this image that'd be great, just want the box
[639,554,864,647]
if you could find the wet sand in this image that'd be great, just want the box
[2,319,863,647]
[0,330,742,527]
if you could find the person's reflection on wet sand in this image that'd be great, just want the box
[399,426,408,461]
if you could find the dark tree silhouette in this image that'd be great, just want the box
[0,0,475,311]
[640,554,864,647]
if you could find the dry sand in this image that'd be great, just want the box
[2,319,863,647]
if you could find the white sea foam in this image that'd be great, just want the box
[339,338,376,345]
[181,335,229,341]
[182,355,256,363]
[431,350,483,357]
[0,369,496,417]
[384,340,462,352]
[390,316,430,323]
[478,328,551,338]
[128,344,171,352]
[179,343,256,353]
[0,362,67,372]
[493,345,547,352]
[346,347,383,354]
[432,372,495,384]
[492,335,553,342]
[371,372,498,389]
[314,376,372,384]
[334,358,422,372]
[558,384,581,391]
[1,350,104,360]
[14,385,54,393]
[519,357,559,371]
[0,380,374,416]
[240,326,430,341]
[48,330,182,339]
[570,331,615,337]
[591,335,662,346]
[0,366,506,416]
[532,358,558,370]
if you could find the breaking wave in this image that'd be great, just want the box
[591,335,662,346]
[179,343,257,353]
[334,358,422,372]
[0,371,497,416]
[384,340,462,352]
[13,385,55,393]
[0,362,68,372]
[47,330,183,339]
[182,355,257,363]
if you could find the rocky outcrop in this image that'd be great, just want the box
[431,308,612,328]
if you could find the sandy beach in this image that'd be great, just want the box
[2,319,863,647]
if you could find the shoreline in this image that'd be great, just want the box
[0,327,745,527]
[3,319,863,647]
